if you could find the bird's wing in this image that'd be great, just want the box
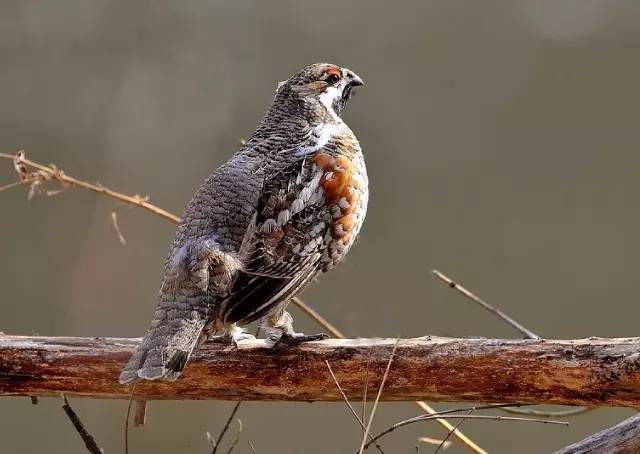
[222,154,337,324]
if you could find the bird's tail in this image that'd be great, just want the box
[119,239,241,384]
[119,300,209,383]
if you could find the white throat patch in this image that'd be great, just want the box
[318,86,342,122]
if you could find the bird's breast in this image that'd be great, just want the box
[313,132,368,271]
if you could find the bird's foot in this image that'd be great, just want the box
[266,332,329,349]
[208,328,256,348]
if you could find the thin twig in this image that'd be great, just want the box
[431,270,539,339]
[418,437,451,450]
[432,270,591,418]
[500,406,592,417]
[362,349,373,439]
[61,395,103,454]
[414,402,487,454]
[124,383,138,454]
[325,360,385,454]
[358,339,399,454]
[212,401,242,454]
[211,326,260,452]
[224,419,242,454]
[0,151,180,223]
[291,298,486,454]
[361,406,567,452]
[0,179,30,192]
[111,211,128,245]
[291,296,343,338]
[434,410,473,454]
[362,404,511,452]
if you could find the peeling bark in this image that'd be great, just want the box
[1,335,640,404]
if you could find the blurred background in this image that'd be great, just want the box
[2,1,640,452]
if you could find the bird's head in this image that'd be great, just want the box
[276,63,364,119]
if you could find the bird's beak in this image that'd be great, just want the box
[344,68,364,87]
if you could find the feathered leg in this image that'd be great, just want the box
[207,323,256,347]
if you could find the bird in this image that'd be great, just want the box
[119,62,368,383]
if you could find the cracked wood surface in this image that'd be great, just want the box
[1,335,640,404]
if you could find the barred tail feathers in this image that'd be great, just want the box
[120,239,241,384]
[119,300,208,383]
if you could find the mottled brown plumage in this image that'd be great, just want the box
[120,63,367,383]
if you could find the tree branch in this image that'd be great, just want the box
[554,413,640,454]
[2,335,640,405]
[1,151,486,452]
[0,151,179,223]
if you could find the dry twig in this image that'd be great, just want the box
[211,401,242,454]
[124,384,139,454]
[418,437,451,450]
[361,404,567,451]
[325,360,385,454]
[431,269,539,339]
[62,395,103,454]
[111,210,128,245]
[432,270,591,419]
[358,339,399,454]
[434,410,473,454]
[224,419,242,454]
[362,348,373,438]
[0,151,179,223]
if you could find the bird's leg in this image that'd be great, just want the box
[263,308,328,348]
[207,324,256,348]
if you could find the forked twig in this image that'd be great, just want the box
[224,419,242,454]
[211,326,260,452]
[361,404,567,451]
[290,297,486,454]
[358,339,399,454]
[434,410,473,454]
[211,401,242,454]
[325,360,385,454]
[0,151,179,223]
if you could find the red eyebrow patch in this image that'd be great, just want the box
[324,65,342,77]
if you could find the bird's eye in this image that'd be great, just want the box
[326,73,341,85]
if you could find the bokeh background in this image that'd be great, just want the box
[2,1,640,452]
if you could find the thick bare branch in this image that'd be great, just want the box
[554,413,640,454]
[2,335,640,405]
[1,151,485,452]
